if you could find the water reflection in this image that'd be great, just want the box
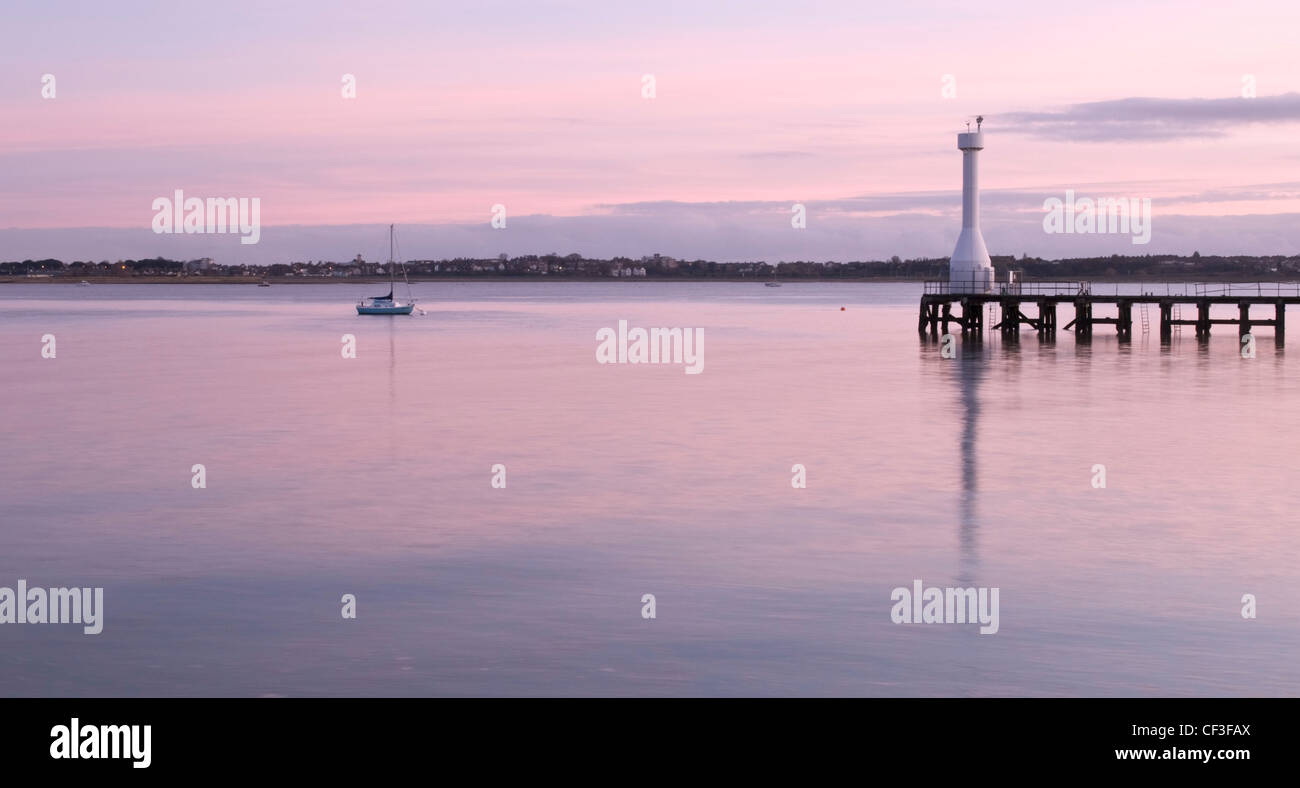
[387,319,398,453]
[388,319,397,407]
[955,342,984,584]
[921,331,987,584]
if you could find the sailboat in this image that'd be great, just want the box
[356,224,416,315]
[765,266,782,287]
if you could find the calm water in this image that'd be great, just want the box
[2,281,1298,696]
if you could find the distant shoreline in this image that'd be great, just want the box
[4,274,1300,285]
[0,275,920,284]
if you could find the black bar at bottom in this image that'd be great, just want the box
[0,698,1283,777]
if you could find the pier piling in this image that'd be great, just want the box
[1037,300,1056,333]
[1197,300,1211,339]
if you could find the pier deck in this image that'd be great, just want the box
[919,282,1300,343]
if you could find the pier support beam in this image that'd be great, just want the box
[1159,301,1172,343]
[1197,300,1211,339]
[958,297,973,335]
[1239,302,1251,337]
[919,301,939,336]
[1038,300,1056,334]
[1000,298,1020,339]
[1117,300,1133,341]
[1277,301,1286,346]
[1073,298,1092,337]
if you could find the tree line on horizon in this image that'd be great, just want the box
[4,252,1300,280]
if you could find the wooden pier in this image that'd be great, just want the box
[919,282,1300,344]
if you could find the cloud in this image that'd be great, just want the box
[1003,93,1300,141]
[1164,182,1300,204]
[7,198,1300,266]
[598,188,1130,218]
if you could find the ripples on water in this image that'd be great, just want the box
[1,282,1297,696]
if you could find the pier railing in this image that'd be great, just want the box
[923,280,1089,296]
[1065,282,1300,297]
[924,281,1300,298]
[1192,282,1300,297]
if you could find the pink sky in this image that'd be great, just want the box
[3,0,1300,260]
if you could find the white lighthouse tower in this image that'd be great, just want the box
[949,116,993,293]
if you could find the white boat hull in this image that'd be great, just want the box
[357,302,414,315]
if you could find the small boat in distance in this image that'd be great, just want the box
[765,267,781,287]
[357,224,416,315]
[258,279,270,287]
[77,280,91,287]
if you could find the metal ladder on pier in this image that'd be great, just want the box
[1173,303,1183,335]
[1140,302,1150,334]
